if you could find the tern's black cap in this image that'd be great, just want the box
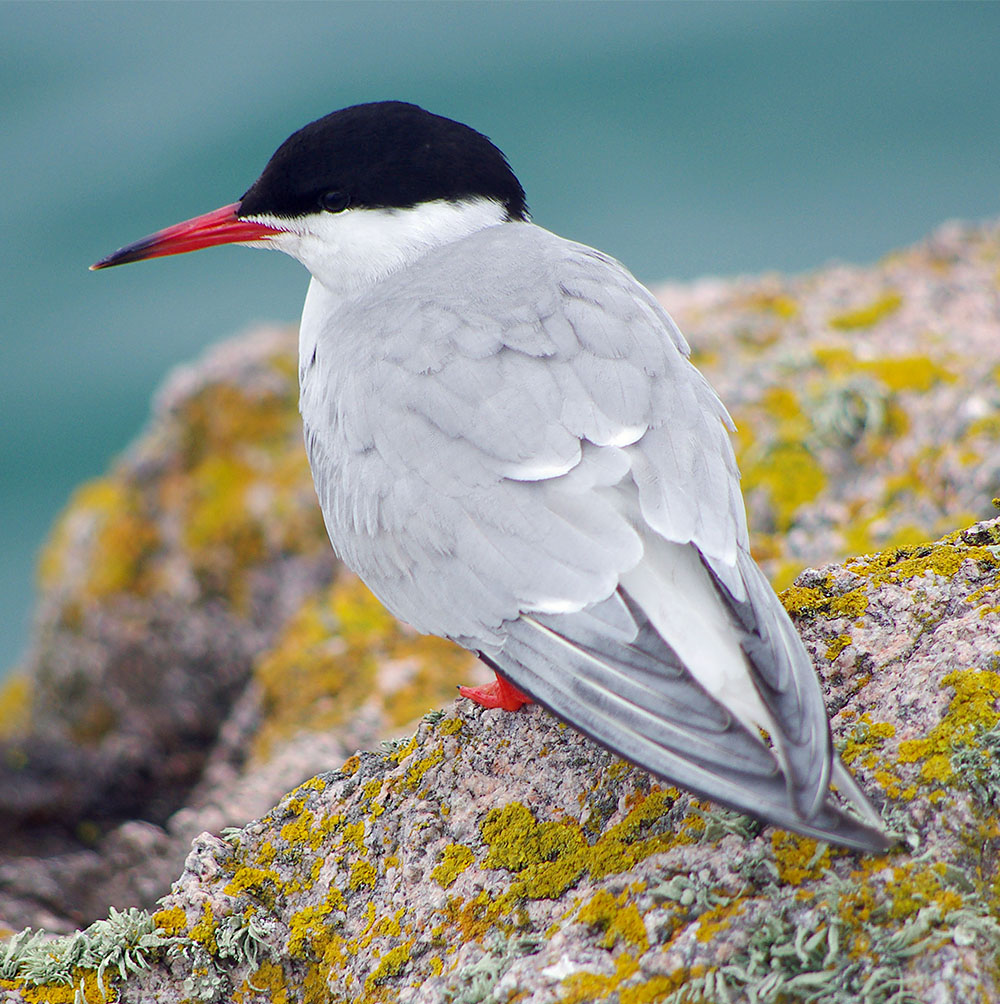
[238,101,528,223]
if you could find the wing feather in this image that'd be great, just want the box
[300,222,890,848]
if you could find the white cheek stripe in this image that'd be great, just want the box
[240,198,510,296]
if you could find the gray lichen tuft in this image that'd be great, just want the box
[0,907,186,1002]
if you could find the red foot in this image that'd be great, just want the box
[459,672,533,711]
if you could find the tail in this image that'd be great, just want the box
[485,544,892,852]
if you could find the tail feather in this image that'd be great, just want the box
[487,576,892,852]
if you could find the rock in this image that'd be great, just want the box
[662,217,1000,587]
[0,327,485,931]
[4,516,1000,1002]
[2,219,1000,1000]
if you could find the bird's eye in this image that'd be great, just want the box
[319,190,351,213]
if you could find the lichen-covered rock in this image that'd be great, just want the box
[1,327,331,837]
[5,517,1000,1003]
[663,218,1000,588]
[2,218,1000,988]
[0,328,483,931]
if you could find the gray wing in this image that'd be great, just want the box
[303,224,741,635]
[301,223,889,849]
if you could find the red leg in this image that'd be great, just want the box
[459,670,533,711]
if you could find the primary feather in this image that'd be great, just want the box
[301,222,890,852]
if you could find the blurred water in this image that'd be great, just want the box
[2,1,999,671]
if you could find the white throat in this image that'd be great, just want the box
[272,196,512,387]
[245,196,510,299]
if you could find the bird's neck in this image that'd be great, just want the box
[295,198,519,388]
[284,197,513,300]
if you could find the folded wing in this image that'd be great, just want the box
[301,223,890,849]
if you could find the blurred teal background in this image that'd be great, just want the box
[2,1,999,671]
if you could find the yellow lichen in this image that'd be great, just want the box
[694,899,744,943]
[0,673,30,740]
[288,890,347,959]
[897,668,1000,784]
[771,832,832,885]
[479,791,680,902]
[840,713,896,767]
[390,732,420,764]
[744,290,799,319]
[824,634,852,661]
[849,533,998,588]
[188,901,218,954]
[783,530,1000,628]
[223,864,283,906]
[251,574,477,762]
[815,342,954,393]
[577,890,650,950]
[561,954,692,1004]
[182,454,265,604]
[437,716,464,737]
[6,969,116,1004]
[559,952,641,1004]
[364,940,414,990]
[431,844,475,888]
[151,905,189,937]
[342,821,366,852]
[233,960,290,1004]
[828,291,903,330]
[619,973,695,1004]
[737,393,827,534]
[38,478,160,600]
[404,747,445,791]
[349,860,377,890]
[437,890,507,944]
[779,575,869,621]
[163,375,328,606]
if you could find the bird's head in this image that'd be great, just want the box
[92,101,528,293]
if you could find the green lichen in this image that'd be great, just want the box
[653,860,1000,1004]
[951,722,1000,810]
[445,934,541,1004]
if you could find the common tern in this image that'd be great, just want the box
[93,101,891,851]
